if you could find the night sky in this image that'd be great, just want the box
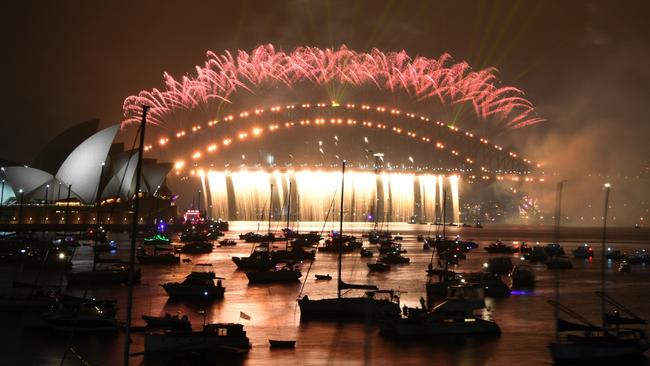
[2,0,649,212]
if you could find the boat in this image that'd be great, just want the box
[40,297,118,333]
[367,262,391,272]
[459,272,511,298]
[377,251,410,264]
[245,262,302,284]
[546,255,573,270]
[509,265,535,288]
[544,243,565,257]
[475,222,483,228]
[67,262,141,285]
[269,339,296,348]
[218,239,237,247]
[232,244,275,270]
[315,274,332,280]
[142,313,191,330]
[298,162,400,321]
[523,246,548,262]
[144,323,251,354]
[239,232,283,243]
[360,247,374,257]
[137,246,180,264]
[605,247,624,260]
[175,241,213,254]
[484,257,514,275]
[416,234,424,242]
[0,282,59,308]
[143,233,171,246]
[379,285,500,337]
[572,243,594,258]
[484,241,518,254]
[270,247,316,261]
[180,229,208,243]
[162,266,225,299]
[625,249,649,264]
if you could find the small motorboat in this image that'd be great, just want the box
[367,262,391,272]
[218,239,237,247]
[416,234,424,242]
[315,274,332,280]
[269,339,296,348]
[360,247,374,258]
[182,258,192,263]
[572,243,594,258]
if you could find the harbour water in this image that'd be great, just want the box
[2,223,649,365]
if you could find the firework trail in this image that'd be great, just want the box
[123,44,543,128]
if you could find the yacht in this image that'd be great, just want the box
[379,285,500,337]
[162,266,225,299]
[175,241,213,254]
[142,313,191,330]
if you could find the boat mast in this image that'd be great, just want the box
[286,182,292,250]
[268,183,273,234]
[553,180,566,343]
[601,183,611,330]
[124,105,149,365]
[337,161,346,299]
[442,189,446,240]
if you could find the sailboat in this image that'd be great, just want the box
[297,161,401,321]
[549,183,649,362]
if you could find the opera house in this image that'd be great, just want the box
[0,120,176,225]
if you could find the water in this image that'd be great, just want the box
[2,223,649,365]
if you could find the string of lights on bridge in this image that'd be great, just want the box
[143,101,546,183]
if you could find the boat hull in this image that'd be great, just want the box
[379,318,501,337]
[162,284,225,299]
[297,296,400,321]
[550,341,649,362]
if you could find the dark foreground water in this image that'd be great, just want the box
[2,223,649,366]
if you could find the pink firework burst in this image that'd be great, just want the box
[122,44,543,129]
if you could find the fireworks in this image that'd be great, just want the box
[123,45,543,128]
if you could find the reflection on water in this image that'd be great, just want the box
[1,222,649,365]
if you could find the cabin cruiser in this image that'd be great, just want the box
[239,232,282,242]
[180,229,208,243]
[377,251,410,264]
[144,323,251,354]
[572,243,594,258]
[484,241,518,254]
[360,247,374,257]
[218,239,237,247]
[245,262,302,283]
[232,243,276,270]
[380,285,500,337]
[509,265,535,288]
[427,272,511,301]
[544,243,565,257]
[162,266,225,299]
[484,257,514,275]
[523,246,548,262]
